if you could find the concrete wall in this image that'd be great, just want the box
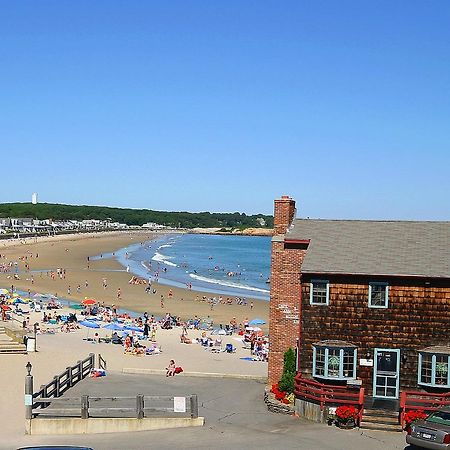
[26,417,204,435]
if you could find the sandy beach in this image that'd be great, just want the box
[0,231,269,330]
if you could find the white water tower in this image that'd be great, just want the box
[31,193,38,205]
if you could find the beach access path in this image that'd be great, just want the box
[0,320,267,440]
[3,372,405,450]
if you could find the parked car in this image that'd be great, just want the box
[406,407,450,449]
[17,447,94,450]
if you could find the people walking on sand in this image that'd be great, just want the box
[85,280,88,288]
[117,288,121,300]
[160,295,164,309]
[67,286,71,295]
[150,323,157,342]
[250,301,254,310]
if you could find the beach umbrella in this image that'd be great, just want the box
[248,319,266,326]
[218,329,227,335]
[103,323,123,331]
[123,325,143,332]
[12,298,27,304]
[71,304,84,310]
[82,299,96,306]
[0,289,9,295]
[246,326,262,332]
[78,320,100,329]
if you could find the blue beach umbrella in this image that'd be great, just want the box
[103,323,123,331]
[123,325,143,332]
[79,320,100,329]
[248,318,266,326]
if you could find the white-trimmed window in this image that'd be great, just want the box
[418,352,450,388]
[310,280,330,305]
[369,282,389,308]
[313,343,357,380]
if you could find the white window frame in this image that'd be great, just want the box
[368,282,389,309]
[310,279,330,306]
[312,346,357,380]
[418,353,450,388]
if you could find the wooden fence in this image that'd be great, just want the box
[31,394,199,419]
[27,353,105,417]
[399,390,450,428]
[294,374,365,425]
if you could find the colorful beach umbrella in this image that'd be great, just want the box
[123,325,143,332]
[82,299,96,305]
[248,319,266,326]
[78,320,100,329]
[103,323,123,331]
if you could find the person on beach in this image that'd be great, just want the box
[166,360,176,377]
[117,288,121,300]
[143,321,150,340]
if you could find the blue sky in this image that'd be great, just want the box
[1,1,449,219]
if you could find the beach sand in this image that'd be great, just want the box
[0,231,269,330]
[0,231,269,440]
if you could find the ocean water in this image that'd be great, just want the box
[109,234,271,300]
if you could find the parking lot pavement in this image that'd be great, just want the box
[5,373,408,450]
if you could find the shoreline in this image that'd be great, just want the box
[104,234,270,301]
[0,231,269,330]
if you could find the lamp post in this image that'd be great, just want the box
[25,361,33,420]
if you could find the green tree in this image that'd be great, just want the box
[278,347,296,394]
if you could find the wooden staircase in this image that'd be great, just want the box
[360,407,402,432]
[0,326,27,354]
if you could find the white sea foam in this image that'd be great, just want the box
[158,244,172,249]
[189,274,270,294]
[141,261,152,272]
[152,252,177,267]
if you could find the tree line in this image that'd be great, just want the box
[0,203,273,229]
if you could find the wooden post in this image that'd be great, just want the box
[81,395,89,419]
[136,394,144,419]
[190,394,198,419]
[25,363,34,420]
[67,366,73,388]
[89,352,95,369]
[77,360,82,382]
[54,376,60,397]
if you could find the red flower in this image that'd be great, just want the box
[335,406,359,420]
[404,410,428,427]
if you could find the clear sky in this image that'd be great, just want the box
[1,1,449,220]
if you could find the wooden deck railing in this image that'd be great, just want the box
[399,390,450,428]
[294,374,365,425]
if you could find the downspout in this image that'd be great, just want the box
[297,272,302,373]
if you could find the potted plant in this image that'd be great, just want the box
[403,409,428,431]
[335,405,359,429]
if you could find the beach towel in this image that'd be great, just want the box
[174,367,183,374]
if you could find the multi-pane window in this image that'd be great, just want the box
[313,345,357,380]
[310,280,329,305]
[419,352,450,388]
[315,347,326,376]
[369,282,389,308]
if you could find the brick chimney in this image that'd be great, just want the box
[273,195,296,235]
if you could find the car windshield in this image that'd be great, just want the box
[427,411,450,426]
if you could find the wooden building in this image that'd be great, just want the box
[269,196,450,405]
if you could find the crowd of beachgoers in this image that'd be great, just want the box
[0,287,269,363]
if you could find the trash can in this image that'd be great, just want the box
[26,336,36,352]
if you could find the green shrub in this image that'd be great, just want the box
[278,347,296,394]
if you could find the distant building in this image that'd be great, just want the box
[31,193,38,204]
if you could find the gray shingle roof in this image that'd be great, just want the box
[285,219,450,278]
